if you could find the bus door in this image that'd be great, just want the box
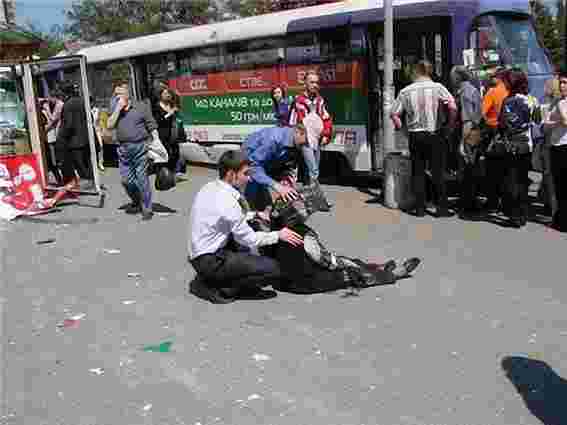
[367,17,452,168]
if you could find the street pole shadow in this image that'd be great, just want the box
[502,356,567,425]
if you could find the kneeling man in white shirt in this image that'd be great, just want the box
[188,150,303,303]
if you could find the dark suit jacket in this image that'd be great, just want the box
[56,97,89,153]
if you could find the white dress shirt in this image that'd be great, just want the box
[189,180,279,259]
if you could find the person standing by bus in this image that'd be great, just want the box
[41,91,64,186]
[108,85,167,221]
[391,60,457,218]
[482,68,510,213]
[450,66,483,220]
[288,70,333,209]
[152,87,184,175]
[56,83,94,190]
[271,84,290,127]
[543,69,567,232]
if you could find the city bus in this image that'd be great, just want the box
[73,0,553,176]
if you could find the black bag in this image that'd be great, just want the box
[155,165,176,191]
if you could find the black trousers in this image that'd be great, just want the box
[550,144,567,231]
[45,143,62,184]
[502,152,531,221]
[61,147,93,182]
[483,127,505,208]
[484,156,506,208]
[460,159,483,212]
[191,248,282,291]
[408,131,448,213]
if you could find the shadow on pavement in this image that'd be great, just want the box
[502,356,567,425]
[117,202,178,214]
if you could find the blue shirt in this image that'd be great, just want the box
[242,126,296,188]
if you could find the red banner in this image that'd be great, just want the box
[170,61,364,97]
[0,154,52,220]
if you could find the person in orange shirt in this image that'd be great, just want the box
[482,68,510,213]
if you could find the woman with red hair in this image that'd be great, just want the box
[498,70,539,228]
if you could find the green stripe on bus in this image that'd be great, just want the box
[178,88,368,126]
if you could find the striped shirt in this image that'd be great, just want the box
[391,78,456,133]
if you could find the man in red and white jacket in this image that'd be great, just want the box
[288,71,333,190]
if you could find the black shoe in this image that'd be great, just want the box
[142,211,154,221]
[383,259,397,273]
[189,277,235,304]
[459,209,484,221]
[405,207,426,217]
[436,208,454,218]
[509,217,526,228]
[392,257,422,278]
[484,201,500,214]
[125,204,141,214]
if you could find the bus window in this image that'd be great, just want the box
[318,27,350,61]
[350,26,367,57]
[178,52,192,75]
[469,14,552,75]
[226,38,285,71]
[146,55,169,83]
[190,46,223,74]
[491,14,553,75]
[470,15,502,66]
[286,32,319,65]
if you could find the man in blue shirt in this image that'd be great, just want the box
[242,124,307,210]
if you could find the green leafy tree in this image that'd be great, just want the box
[532,0,564,67]
[21,22,67,59]
[65,0,219,43]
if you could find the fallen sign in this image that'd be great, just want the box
[0,153,57,220]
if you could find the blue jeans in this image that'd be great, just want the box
[118,142,152,213]
[302,145,320,182]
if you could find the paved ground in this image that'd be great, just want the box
[2,166,567,425]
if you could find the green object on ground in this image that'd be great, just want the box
[142,341,173,352]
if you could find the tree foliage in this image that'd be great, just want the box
[65,0,219,43]
[532,0,565,67]
[21,22,67,59]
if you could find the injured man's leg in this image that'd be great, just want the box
[271,225,421,294]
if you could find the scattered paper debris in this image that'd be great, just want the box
[58,319,80,329]
[252,353,271,362]
[127,272,141,278]
[143,341,173,353]
[247,394,262,401]
[70,313,86,321]
[142,403,153,412]
[103,249,121,255]
[89,368,105,376]
[122,300,136,305]
[36,238,56,245]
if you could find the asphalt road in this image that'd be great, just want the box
[1,166,567,425]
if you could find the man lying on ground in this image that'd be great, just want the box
[252,181,422,294]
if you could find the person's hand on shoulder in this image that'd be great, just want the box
[278,227,303,247]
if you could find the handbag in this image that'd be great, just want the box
[486,133,511,157]
[147,137,169,163]
[155,165,176,191]
[463,127,482,147]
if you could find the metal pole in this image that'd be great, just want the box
[382,0,395,156]
[383,0,400,209]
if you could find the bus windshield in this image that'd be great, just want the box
[492,14,553,75]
